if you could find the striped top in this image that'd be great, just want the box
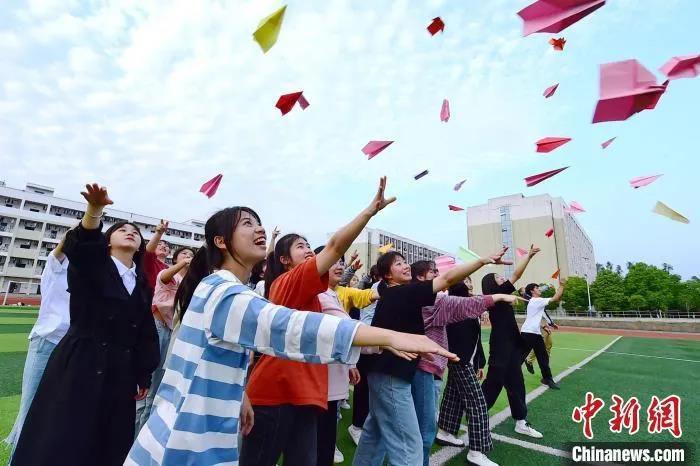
[126,269,361,466]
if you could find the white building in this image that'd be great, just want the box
[0,181,204,295]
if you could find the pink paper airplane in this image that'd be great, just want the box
[440,99,450,122]
[659,54,700,80]
[275,91,310,115]
[453,179,467,191]
[543,83,559,98]
[434,255,457,274]
[549,37,566,51]
[516,248,528,258]
[601,137,616,149]
[630,174,663,189]
[200,174,223,198]
[525,166,569,187]
[517,0,606,36]
[564,201,585,214]
[427,17,445,35]
[448,205,464,212]
[362,141,394,160]
[592,59,669,123]
[545,227,554,237]
[536,137,572,153]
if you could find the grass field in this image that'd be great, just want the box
[1,308,698,465]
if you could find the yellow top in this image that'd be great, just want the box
[336,286,375,313]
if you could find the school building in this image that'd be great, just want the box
[0,181,204,300]
[466,193,596,293]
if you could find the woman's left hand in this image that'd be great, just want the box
[240,393,255,436]
[349,368,361,385]
[366,177,396,216]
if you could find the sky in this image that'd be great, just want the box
[0,0,698,278]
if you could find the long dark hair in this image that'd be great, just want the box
[250,259,266,286]
[448,281,471,297]
[105,221,146,274]
[172,246,195,264]
[264,233,306,298]
[481,273,500,295]
[174,207,261,322]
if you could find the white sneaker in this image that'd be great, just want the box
[435,428,465,447]
[334,446,344,463]
[466,450,499,466]
[340,400,351,410]
[348,425,362,446]
[514,420,543,438]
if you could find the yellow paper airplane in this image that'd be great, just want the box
[652,201,689,224]
[253,5,287,53]
[378,243,394,254]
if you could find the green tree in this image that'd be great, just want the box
[561,276,589,311]
[591,269,627,312]
[628,294,647,311]
[624,263,681,310]
[677,280,700,311]
[615,265,623,276]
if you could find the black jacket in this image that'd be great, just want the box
[446,318,486,370]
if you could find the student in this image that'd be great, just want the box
[127,195,459,466]
[134,246,195,433]
[525,324,555,376]
[4,234,70,460]
[480,245,543,439]
[240,176,399,466]
[12,183,160,466]
[143,219,170,294]
[521,280,566,389]
[437,280,498,466]
[352,248,512,466]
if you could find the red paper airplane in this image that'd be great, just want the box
[361,141,394,160]
[275,91,310,116]
[200,174,223,198]
[427,17,445,35]
[448,205,464,212]
[551,269,560,279]
[659,54,700,80]
[524,167,569,187]
[543,83,559,98]
[517,0,606,36]
[545,228,554,237]
[601,137,616,149]
[536,137,571,153]
[549,37,566,51]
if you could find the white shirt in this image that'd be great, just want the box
[29,252,71,344]
[111,256,137,295]
[521,297,553,334]
[254,281,265,296]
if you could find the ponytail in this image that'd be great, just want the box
[174,246,213,322]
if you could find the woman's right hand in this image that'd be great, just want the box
[493,294,526,305]
[388,332,459,362]
[80,183,113,208]
[365,176,396,216]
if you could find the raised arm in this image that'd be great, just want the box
[548,278,567,304]
[428,293,524,327]
[52,234,68,263]
[432,246,512,293]
[146,219,168,253]
[510,244,540,284]
[266,226,280,256]
[159,258,191,284]
[80,183,113,230]
[316,177,395,276]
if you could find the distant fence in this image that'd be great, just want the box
[514,309,699,319]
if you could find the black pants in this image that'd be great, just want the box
[521,333,553,379]
[316,400,339,466]
[239,404,319,466]
[481,344,527,421]
[352,355,370,428]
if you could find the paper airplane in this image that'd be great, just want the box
[659,54,700,80]
[536,137,571,153]
[200,174,223,198]
[275,92,309,115]
[453,179,467,191]
[517,0,606,36]
[435,255,457,274]
[551,269,560,279]
[549,37,566,51]
[457,246,481,262]
[543,83,559,98]
[440,99,450,122]
[630,174,662,189]
[564,201,585,214]
[414,170,429,180]
[525,166,569,187]
[362,141,394,160]
[427,17,445,35]
[592,59,669,123]
[253,5,287,53]
[545,227,554,237]
[516,248,528,258]
[448,205,464,212]
[378,243,394,254]
[601,137,616,149]
[652,201,689,224]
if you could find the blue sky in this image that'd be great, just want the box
[0,0,698,278]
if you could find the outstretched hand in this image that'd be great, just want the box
[389,333,459,362]
[80,183,113,208]
[528,244,541,258]
[482,246,513,265]
[366,177,396,216]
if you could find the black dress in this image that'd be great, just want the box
[11,223,159,466]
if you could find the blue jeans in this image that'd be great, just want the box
[352,372,423,466]
[411,370,437,466]
[4,336,57,459]
[134,318,171,435]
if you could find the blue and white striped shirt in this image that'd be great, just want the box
[126,270,361,465]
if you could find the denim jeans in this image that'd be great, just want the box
[4,336,57,459]
[411,369,437,466]
[134,318,171,435]
[352,372,423,466]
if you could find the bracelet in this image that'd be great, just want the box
[86,211,104,219]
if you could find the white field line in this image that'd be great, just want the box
[429,336,622,465]
[555,347,700,364]
[491,433,571,458]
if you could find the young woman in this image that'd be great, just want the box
[352,248,513,466]
[437,280,498,466]
[127,186,458,466]
[521,280,566,389]
[12,183,160,466]
[134,246,195,433]
[143,219,170,294]
[240,177,398,466]
[480,244,543,439]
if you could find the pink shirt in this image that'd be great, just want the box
[153,270,182,329]
[318,288,354,401]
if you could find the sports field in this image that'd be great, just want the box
[1,307,698,465]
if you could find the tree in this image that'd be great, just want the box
[615,265,623,276]
[605,261,613,271]
[628,294,647,311]
[626,262,634,271]
[591,269,627,312]
[624,263,681,310]
[676,280,700,311]
[662,263,673,273]
[596,263,604,274]
[562,276,589,311]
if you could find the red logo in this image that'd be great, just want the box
[647,395,682,438]
[572,391,605,439]
[609,395,641,435]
